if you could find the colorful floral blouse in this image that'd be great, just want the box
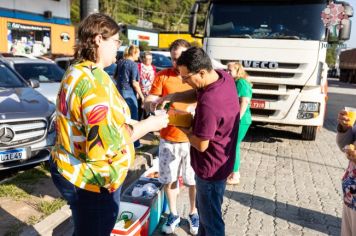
[51,61,135,193]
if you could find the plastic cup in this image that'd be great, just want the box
[345,107,356,127]
[154,109,167,116]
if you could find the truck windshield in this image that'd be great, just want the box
[207,1,327,40]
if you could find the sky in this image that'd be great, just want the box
[346,0,356,48]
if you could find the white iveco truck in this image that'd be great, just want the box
[189,0,353,140]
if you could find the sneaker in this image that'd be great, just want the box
[161,213,180,234]
[188,213,199,235]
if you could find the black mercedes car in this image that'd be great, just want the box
[0,59,56,170]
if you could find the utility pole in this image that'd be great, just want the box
[80,0,99,20]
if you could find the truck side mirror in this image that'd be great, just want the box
[189,3,200,36]
[344,5,353,17]
[339,19,352,41]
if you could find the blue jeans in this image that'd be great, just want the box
[120,89,140,148]
[195,175,226,236]
[49,158,121,236]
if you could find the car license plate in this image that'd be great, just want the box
[0,148,26,163]
[251,99,265,109]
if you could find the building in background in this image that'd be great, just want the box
[339,48,356,83]
[0,0,75,56]
[123,25,159,48]
[121,25,202,50]
[159,32,202,49]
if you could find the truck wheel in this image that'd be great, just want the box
[301,126,317,140]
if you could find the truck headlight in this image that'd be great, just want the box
[48,114,56,133]
[299,102,319,112]
[297,102,320,119]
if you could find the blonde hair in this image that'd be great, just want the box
[123,45,139,59]
[228,62,252,85]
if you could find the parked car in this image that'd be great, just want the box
[54,56,74,71]
[0,59,56,170]
[150,50,171,60]
[115,50,172,72]
[5,57,65,104]
[149,52,172,72]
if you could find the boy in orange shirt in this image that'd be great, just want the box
[145,40,199,235]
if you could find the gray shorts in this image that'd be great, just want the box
[158,139,196,186]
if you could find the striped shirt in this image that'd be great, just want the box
[51,61,135,193]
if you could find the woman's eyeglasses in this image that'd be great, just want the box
[107,38,122,47]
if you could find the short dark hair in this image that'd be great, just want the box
[142,51,152,58]
[177,47,213,73]
[74,13,120,62]
[169,39,191,52]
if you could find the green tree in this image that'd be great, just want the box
[326,44,338,67]
[139,41,150,51]
[72,0,197,32]
[70,0,80,24]
[326,35,341,67]
[100,0,119,19]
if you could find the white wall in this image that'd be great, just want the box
[0,0,70,19]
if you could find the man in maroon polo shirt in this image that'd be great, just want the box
[157,47,240,235]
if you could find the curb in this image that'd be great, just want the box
[20,205,71,236]
[21,145,158,236]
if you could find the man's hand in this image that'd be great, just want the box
[178,127,192,136]
[178,127,210,152]
[338,109,351,131]
[144,95,160,113]
[156,94,174,110]
[338,110,350,126]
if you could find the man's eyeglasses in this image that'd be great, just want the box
[180,72,198,81]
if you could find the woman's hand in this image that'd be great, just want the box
[337,109,351,132]
[130,113,168,142]
[146,113,169,131]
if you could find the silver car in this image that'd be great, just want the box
[0,59,56,170]
[5,57,65,104]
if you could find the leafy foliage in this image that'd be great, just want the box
[70,0,80,24]
[326,45,338,67]
[139,41,151,51]
[326,35,341,67]
[71,0,198,31]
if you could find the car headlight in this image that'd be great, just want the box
[48,113,56,133]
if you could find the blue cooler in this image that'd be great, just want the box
[122,178,167,236]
